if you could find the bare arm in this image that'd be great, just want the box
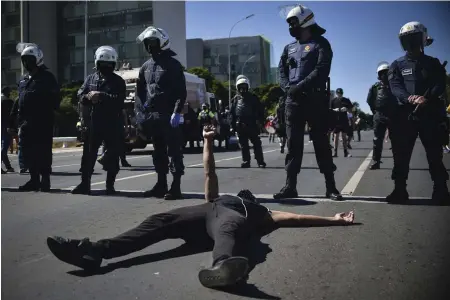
[203,126,219,202]
[270,210,354,227]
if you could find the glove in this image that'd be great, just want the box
[340,107,347,112]
[170,113,181,127]
[333,108,340,112]
[288,84,302,98]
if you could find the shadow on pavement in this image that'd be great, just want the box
[378,167,450,171]
[347,195,445,206]
[51,171,101,176]
[68,239,280,299]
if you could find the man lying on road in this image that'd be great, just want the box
[47,125,355,288]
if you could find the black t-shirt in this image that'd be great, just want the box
[331,97,352,122]
[214,194,270,219]
[1,96,14,129]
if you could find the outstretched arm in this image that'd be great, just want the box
[270,210,354,227]
[203,125,219,202]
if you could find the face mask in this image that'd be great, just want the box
[336,94,343,99]
[289,27,302,38]
[97,62,115,75]
[378,71,388,83]
[238,84,249,94]
[21,56,37,73]
[145,39,161,56]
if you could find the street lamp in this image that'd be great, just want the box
[228,14,254,102]
[84,0,89,78]
[241,55,255,75]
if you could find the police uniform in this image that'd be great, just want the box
[135,49,186,198]
[388,54,449,203]
[17,67,60,191]
[366,81,396,168]
[76,72,126,193]
[275,35,341,200]
[230,93,265,167]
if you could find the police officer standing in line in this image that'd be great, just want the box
[330,88,353,157]
[72,46,126,195]
[388,21,449,205]
[135,27,186,200]
[366,61,397,170]
[275,94,287,153]
[14,43,61,191]
[274,5,341,200]
[230,75,266,168]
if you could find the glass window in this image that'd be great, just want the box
[71,65,84,81]
[5,72,17,85]
[118,2,139,10]
[88,32,101,46]
[203,58,211,66]
[130,10,153,25]
[3,27,15,41]
[74,3,85,17]
[63,3,75,18]
[5,14,20,27]
[74,34,85,47]
[2,58,11,69]
[10,57,21,69]
[5,1,17,13]
[124,27,142,42]
[98,1,117,13]
[138,1,153,8]
[66,18,83,32]
[3,43,17,56]
[122,43,140,59]
[64,66,71,81]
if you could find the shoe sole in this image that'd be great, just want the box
[198,257,249,288]
[46,237,99,270]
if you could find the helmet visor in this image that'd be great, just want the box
[400,32,423,51]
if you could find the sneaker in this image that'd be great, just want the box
[198,257,249,288]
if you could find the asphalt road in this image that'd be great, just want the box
[2,131,450,300]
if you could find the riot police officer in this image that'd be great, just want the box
[274,5,341,200]
[388,21,449,205]
[15,43,61,191]
[230,75,266,168]
[72,46,126,195]
[367,61,397,170]
[135,27,186,200]
[330,88,353,157]
[275,94,287,153]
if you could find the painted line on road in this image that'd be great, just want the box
[50,155,150,169]
[340,150,373,196]
[66,149,279,188]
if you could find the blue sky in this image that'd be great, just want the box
[186,1,450,113]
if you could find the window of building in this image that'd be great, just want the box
[3,43,17,56]
[97,1,117,13]
[124,27,142,42]
[73,3,86,17]
[70,49,84,64]
[88,32,101,46]
[138,1,153,8]
[118,2,139,10]
[74,34,85,47]
[10,57,21,69]
[4,71,18,85]
[121,43,140,59]
[70,65,84,81]
[65,35,76,47]
[203,58,211,66]
[66,18,83,32]
[63,4,75,18]
[5,14,20,27]
[5,1,17,13]
[2,58,11,70]
[3,27,16,42]
[129,10,153,25]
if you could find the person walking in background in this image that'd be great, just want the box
[1,87,15,174]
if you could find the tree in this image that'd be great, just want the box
[186,67,215,91]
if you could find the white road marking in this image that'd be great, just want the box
[68,149,279,188]
[340,150,373,196]
[50,155,149,169]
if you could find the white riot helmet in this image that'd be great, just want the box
[136,26,170,53]
[16,42,44,67]
[284,4,326,36]
[398,21,429,51]
[236,75,250,90]
[376,61,390,74]
[94,46,118,66]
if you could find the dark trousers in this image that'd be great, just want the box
[357,129,361,142]
[390,108,448,183]
[237,124,264,163]
[81,127,120,182]
[97,203,212,259]
[1,128,12,169]
[285,100,335,175]
[21,130,53,177]
[372,112,390,162]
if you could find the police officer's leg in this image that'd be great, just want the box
[237,127,251,167]
[370,113,387,169]
[308,105,342,200]
[102,132,121,194]
[119,127,131,167]
[357,128,361,142]
[387,112,417,203]
[39,133,54,192]
[274,103,305,199]
[249,126,265,167]
[165,125,185,200]
[18,136,40,191]
[144,123,169,198]
[80,129,90,173]
[418,120,450,204]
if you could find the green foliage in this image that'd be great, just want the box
[187,67,215,91]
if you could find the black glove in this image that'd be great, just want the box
[288,84,302,98]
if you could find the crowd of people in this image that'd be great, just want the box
[1,3,450,289]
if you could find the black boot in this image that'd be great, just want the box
[241,161,250,168]
[432,182,450,206]
[344,149,351,158]
[257,161,266,168]
[72,173,91,195]
[273,175,298,199]
[46,236,102,270]
[198,256,249,288]
[106,173,117,195]
[40,173,51,192]
[121,159,131,167]
[144,173,168,198]
[386,181,409,204]
[19,171,40,191]
[325,174,343,200]
[370,161,381,170]
[165,175,182,200]
[333,150,338,157]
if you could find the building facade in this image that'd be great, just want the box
[186,35,272,88]
[1,1,186,86]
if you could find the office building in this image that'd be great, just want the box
[1,1,186,86]
[186,35,272,88]
[270,67,279,84]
